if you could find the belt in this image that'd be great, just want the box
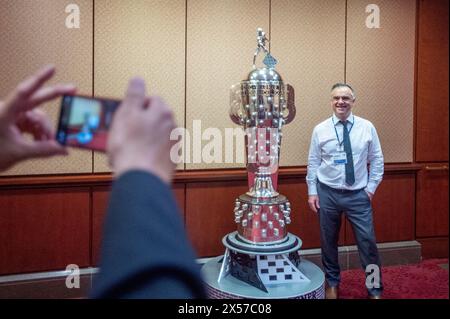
[318,181,364,193]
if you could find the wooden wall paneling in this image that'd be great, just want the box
[91,186,110,266]
[345,172,416,245]
[416,165,449,237]
[271,0,346,166]
[186,0,270,170]
[417,237,449,259]
[416,0,449,162]
[346,0,416,163]
[93,0,186,172]
[92,183,186,266]
[0,0,93,176]
[278,178,345,249]
[173,183,187,221]
[0,163,424,276]
[0,187,90,275]
[185,176,345,257]
[185,180,248,257]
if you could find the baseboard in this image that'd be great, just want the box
[298,240,422,272]
[0,240,422,298]
[416,237,449,259]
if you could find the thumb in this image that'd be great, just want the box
[19,140,68,160]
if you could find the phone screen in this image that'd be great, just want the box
[56,95,121,152]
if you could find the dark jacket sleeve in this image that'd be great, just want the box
[89,170,206,299]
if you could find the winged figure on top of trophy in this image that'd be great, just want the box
[201,28,325,299]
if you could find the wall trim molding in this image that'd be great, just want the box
[0,240,421,285]
[0,163,422,189]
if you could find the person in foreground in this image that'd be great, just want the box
[306,83,384,299]
[89,77,206,298]
[0,66,206,298]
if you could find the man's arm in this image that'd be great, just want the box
[90,78,206,298]
[366,125,384,195]
[306,128,321,212]
[90,171,205,298]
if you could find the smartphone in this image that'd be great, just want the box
[56,94,121,152]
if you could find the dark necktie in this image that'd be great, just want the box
[341,120,355,185]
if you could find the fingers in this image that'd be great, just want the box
[122,77,147,111]
[16,109,55,140]
[4,65,56,116]
[143,96,151,109]
[26,84,76,112]
[148,96,177,143]
[308,196,320,213]
[147,96,173,120]
[308,202,317,213]
[17,140,67,162]
[143,96,176,131]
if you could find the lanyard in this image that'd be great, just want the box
[332,115,354,146]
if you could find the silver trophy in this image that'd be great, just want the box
[201,28,324,298]
[229,27,296,244]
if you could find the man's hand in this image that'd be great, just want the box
[0,65,76,171]
[365,190,374,201]
[107,77,177,184]
[308,195,320,213]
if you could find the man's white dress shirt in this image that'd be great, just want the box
[306,113,384,196]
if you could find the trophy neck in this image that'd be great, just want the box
[245,126,281,192]
[247,173,279,198]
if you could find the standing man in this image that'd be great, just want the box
[306,83,384,299]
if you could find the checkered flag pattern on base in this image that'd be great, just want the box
[257,254,310,285]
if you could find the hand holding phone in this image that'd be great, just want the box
[107,77,177,183]
[56,95,121,152]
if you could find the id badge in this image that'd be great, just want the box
[333,152,347,165]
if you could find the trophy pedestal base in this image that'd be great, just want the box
[202,256,325,299]
[223,231,301,254]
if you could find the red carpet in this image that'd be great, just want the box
[339,259,449,299]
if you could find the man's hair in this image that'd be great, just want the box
[331,83,356,100]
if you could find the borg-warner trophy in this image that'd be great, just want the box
[201,28,325,299]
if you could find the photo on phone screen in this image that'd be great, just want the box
[56,95,121,152]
